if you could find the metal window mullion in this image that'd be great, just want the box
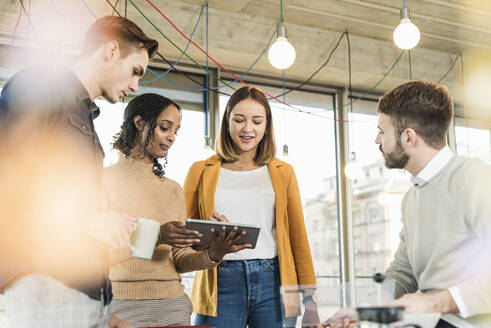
[448,116,457,152]
[207,67,220,147]
[334,88,356,307]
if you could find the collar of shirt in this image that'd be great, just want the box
[410,145,454,187]
[64,67,100,120]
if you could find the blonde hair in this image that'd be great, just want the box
[216,86,276,165]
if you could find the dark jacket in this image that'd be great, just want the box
[0,66,111,304]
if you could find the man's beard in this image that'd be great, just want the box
[380,139,409,169]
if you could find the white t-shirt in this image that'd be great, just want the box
[215,166,277,260]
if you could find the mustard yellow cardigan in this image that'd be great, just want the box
[183,155,316,317]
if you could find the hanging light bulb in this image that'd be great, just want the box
[393,7,420,50]
[268,23,296,70]
[345,152,362,180]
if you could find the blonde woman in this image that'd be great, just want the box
[184,86,319,328]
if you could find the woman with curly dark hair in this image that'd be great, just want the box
[103,93,248,327]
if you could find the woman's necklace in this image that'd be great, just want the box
[228,161,256,171]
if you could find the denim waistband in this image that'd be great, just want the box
[219,257,278,268]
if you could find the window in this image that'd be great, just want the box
[455,123,491,164]
[347,100,411,281]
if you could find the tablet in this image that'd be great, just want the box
[185,218,261,248]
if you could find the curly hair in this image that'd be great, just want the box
[113,93,181,177]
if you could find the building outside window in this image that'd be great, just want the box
[455,123,491,164]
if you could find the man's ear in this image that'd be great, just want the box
[133,115,144,131]
[104,40,120,62]
[401,128,418,149]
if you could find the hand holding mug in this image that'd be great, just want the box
[130,218,160,260]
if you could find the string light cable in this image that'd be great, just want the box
[272,31,347,99]
[83,0,219,94]
[81,0,97,20]
[408,49,412,80]
[140,0,319,115]
[205,2,209,143]
[344,31,364,180]
[49,0,78,40]
[139,2,277,92]
[18,0,37,38]
[139,4,206,84]
[22,0,466,124]
[0,3,23,64]
[129,0,387,122]
[143,19,278,90]
[270,31,401,112]
[19,0,459,125]
[347,31,353,113]
[127,0,236,91]
[112,0,120,16]
[26,0,31,39]
[110,0,381,121]
[96,0,393,122]
[102,0,232,96]
[151,50,232,96]
[104,0,400,123]
[437,54,460,84]
[141,1,463,126]
[208,22,279,90]
[459,51,469,157]
[23,0,384,122]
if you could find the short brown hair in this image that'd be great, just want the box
[81,16,158,59]
[216,86,276,165]
[378,80,453,149]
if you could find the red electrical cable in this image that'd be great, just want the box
[0,4,24,64]
[458,51,470,156]
[437,54,459,84]
[27,0,31,39]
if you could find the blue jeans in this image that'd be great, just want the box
[195,257,297,328]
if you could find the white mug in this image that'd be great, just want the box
[130,218,160,260]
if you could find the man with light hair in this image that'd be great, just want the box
[0,15,158,328]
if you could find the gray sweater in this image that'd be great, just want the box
[385,155,491,325]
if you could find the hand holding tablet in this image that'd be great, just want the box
[206,225,253,262]
[161,220,203,248]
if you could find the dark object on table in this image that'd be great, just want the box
[356,306,404,324]
[372,272,386,283]
[141,326,212,328]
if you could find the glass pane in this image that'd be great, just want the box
[219,84,340,279]
[316,277,343,319]
[455,124,491,164]
[347,103,412,287]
